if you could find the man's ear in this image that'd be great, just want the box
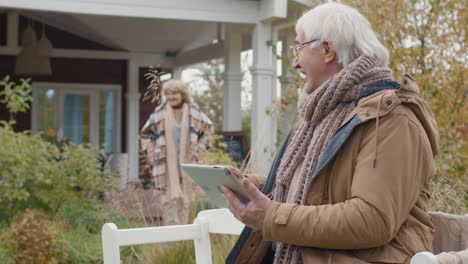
[322,41,336,63]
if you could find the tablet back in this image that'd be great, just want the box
[181,164,248,208]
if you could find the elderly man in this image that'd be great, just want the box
[222,2,439,264]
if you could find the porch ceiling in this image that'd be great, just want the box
[21,10,222,54]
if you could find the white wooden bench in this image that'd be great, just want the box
[411,212,468,264]
[102,208,244,264]
[103,209,466,264]
[411,251,438,264]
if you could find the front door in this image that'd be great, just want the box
[61,90,96,145]
[32,82,121,154]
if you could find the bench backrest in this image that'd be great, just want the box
[102,208,244,264]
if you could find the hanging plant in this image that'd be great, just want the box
[143,66,164,105]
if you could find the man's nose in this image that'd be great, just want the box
[292,56,300,69]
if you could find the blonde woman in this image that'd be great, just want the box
[141,80,213,225]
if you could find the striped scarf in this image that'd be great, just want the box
[140,103,214,190]
[272,55,393,264]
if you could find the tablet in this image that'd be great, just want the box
[181,164,249,208]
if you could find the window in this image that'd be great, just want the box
[32,83,121,154]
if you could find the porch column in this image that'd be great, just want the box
[279,32,297,138]
[223,26,242,131]
[7,12,18,49]
[126,60,140,182]
[250,21,277,175]
[172,67,184,80]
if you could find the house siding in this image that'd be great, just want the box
[0,55,128,152]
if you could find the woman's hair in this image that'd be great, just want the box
[295,2,389,66]
[162,79,192,104]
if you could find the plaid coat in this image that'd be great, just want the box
[140,102,214,189]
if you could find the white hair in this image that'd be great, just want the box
[295,2,389,66]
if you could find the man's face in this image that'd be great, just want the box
[292,29,327,93]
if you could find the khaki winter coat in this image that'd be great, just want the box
[231,75,440,264]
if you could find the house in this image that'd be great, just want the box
[0,0,316,182]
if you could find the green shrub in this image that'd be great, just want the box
[0,76,32,122]
[0,234,14,264]
[120,233,237,264]
[1,209,69,264]
[57,202,110,234]
[146,241,196,264]
[0,125,59,218]
[57,201,144,263]
[58,222,103,264]
[57,202,134,233]
[0,204,140,264]
[0,124,116,220]
[201,135,236,166]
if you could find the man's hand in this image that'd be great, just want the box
[221,167,270,230]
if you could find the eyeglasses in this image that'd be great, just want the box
[289,39,320,57]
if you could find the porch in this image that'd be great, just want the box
[0,0,316,180]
